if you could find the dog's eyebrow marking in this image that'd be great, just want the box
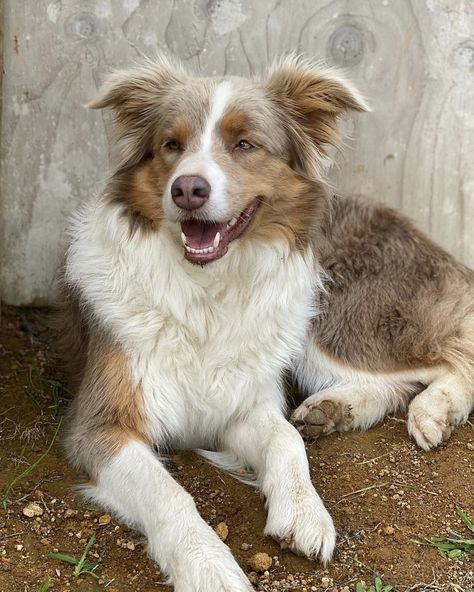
[200,80,233,153]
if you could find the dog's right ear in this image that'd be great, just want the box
[89,56,186,167]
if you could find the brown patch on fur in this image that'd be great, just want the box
[65,334,150,479]
[313,195,474,376]
[219,107,251,146]
[170,117,193,148]
[106,157,172,234]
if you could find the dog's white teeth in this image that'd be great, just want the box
[213,232,221,249]
[181,232,187,246]
[185,245,215,255]
[229,217,238,227]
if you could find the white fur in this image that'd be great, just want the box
[65,195,334,586]
[293,339,440,428]
[407,372,474,450]
[292,339,467,447]
[84,440,252,591]
[163,81,234,223]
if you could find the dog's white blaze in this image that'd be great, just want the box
[200,80,233,153]
[163,81,234,222]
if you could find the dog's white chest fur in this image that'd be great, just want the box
[66,200,319,447]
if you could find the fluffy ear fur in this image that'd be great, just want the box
[265,55,370,177]
[89,56,187,168]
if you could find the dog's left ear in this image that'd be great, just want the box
[266,56,370,175]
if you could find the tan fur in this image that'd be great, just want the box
[314,195,474,380]
[64,331,149,478]
[266,56,369,176]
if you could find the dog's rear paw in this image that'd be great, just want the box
[291,396,352,439]
[265,492,336,564]
[407,399,453,451]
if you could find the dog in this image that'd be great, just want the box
[60,55,474,591]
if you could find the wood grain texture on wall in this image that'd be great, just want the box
[0,0,473,304]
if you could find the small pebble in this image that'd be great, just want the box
[214,522,229,541]
[64,509,77,519]
[248,552,272,572]
[384,525,395,535]
[98,514,111,525]
[22,502,43,518]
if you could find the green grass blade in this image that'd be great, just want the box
[38,579,51,592]
[2,417,62,508]
[74,534,96,576]
[46,553,79,565]
[457,507,474,533]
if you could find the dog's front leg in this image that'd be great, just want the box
[224,402,336,563]
[84,437,252,592]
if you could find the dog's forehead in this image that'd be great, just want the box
[164,76,266,131]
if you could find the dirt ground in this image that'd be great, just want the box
[0,305,473,592]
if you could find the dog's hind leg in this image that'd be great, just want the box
[407,371,474,450]
[291,380,414,439]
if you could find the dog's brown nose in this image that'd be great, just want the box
[171,175,211,210]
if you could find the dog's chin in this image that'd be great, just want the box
[179,199,259,265]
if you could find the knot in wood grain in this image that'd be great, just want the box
[328,25,364,66]
[66,12,98,41]
[453,40,474,73]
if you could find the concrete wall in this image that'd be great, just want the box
[1,0,473,305]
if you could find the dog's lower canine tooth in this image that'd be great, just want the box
[181,232,187,246]
[213,232,221,249]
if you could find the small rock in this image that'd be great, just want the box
[214,522,229,541]
[248,552,272,572]
[248,572,259,585]
[98,514,111,525]
[384,525,395,535]
[14,544,23,551]
[321,576,333,587]
[22,502,43,518]
[64,509,77,519]
[126,541,135,550]
[241,542,251,551]
[467,442,474,451]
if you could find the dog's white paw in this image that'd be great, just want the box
[407,394,453,451]
[265,491,336,564]
[157,523,253,592]
[291,395,353,439]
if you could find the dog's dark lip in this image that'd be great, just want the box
[180,199,260,265]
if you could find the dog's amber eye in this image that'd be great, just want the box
[164,139,181,152]
[236,139,254,151]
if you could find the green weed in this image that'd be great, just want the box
[412,507,474,560]
[355,577,394,592]
[47,534,102,580]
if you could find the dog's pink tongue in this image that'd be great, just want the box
[181,220,226,249]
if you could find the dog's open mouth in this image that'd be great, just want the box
[180,199,259,264]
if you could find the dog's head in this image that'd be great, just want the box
[91,55,369,264]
